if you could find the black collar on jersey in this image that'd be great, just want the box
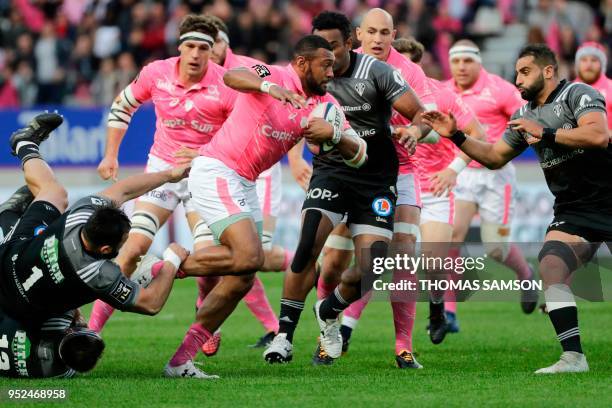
[530,79,567,109]
[339,51,358,78]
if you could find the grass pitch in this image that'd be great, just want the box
[2,271,611,407]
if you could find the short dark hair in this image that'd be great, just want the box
[178,14,218,39]
[59,328,105,373]
[393,37,424,63]
[312,11,352,42]
[293,35,333,60]
[204,14,229,35]
[82,203,130,251]
[518,43,558,73]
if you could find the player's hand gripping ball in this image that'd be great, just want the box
[305,102,344,155]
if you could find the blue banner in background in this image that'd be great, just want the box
[0,106,156,167]
[0,106,540,167]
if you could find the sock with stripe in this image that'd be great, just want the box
[549,306,582,353]
[319,287,350,320]
[278,298,304,342]
[15,141,41,165]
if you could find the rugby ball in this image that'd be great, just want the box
[306,102,344,155]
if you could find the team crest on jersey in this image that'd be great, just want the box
[252,64,271,78]
[355,82,366,96]
[553,103,563,117]
[372,197,393,217]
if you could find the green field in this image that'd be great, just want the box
[2,272,611,407]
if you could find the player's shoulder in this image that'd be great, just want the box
[141,57,178,75]
[487,71,515,91]
[352,53,384,80]
[67,195,112,214]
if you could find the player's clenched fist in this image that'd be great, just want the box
[98,156,119,181]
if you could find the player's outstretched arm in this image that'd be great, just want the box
[422,110,520,169]
[99,86,144,181]
[128,243,188,315]
[509,112,608,149]
[223,67,306,109]
[97,164,190,206]
[392,88,432,141]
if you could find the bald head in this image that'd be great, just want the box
[357,8,396,60]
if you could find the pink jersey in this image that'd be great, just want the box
[446,68,524,168]
[574,74,612,129]
[129,57,236,164]
[357,46,434,174]
[223,47,263,70]
[199,63,345,181]
[414,79,475,191]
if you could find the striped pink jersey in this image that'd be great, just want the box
[129,57,236,164]
[199,63,346,181]
[574,74,612,129]
[414,78,475,191]
[357,46,434,174]
[446,68,524,168]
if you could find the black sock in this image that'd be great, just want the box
[340,325,352,342]
[319,288,350,320]
[429,301,445,318]
[15,142,41,165]
[549,306,582,353]
[278,299,304,342]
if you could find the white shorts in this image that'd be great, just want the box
[420,192,455,225]
[138,154,196,213]
[454,164,515,225]
[396,172,422,208]
[188,156,262,235]
[256,162,282,218]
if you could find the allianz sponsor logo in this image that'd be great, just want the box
[342,103,371,112]
[18,112,107,164]
[540,148,584,169]
[12,330,30,377]
[259,125,295,141]
[41,235,64,284]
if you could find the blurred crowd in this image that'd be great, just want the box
[0,0,610,108]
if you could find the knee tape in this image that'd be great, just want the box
[192,220,214,244]
[538,240,578,273]
[480,221,510,260]
[393,222,421,242]
[292,209,322,273]
[129,211,160,240]
[262,230,274,251]
[324,234,354,251]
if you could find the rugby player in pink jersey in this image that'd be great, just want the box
[163,35,367,378]
[574,42,612,130]
[333,38,488,366]
[445,39,538,330]
[88,16,236,334]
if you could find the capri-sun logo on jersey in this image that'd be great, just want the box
[372,197,393,217]
[41,235,64,284]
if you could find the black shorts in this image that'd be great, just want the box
[302,172,397,237]
[546,211,612,243]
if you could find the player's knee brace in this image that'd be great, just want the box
[393,222,421,242]
[192,220,214,245]
[480,221,510,260]
[291,210,322,273]
[129,211,160,240]
[538,240,578,273]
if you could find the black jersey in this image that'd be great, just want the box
[502,80,612,220]
[0,308,75,378]
[0,196,139,323]
[314,51,410,184]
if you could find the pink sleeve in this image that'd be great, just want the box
[501,81,524,118]
[406,63,435,105]
[247,64,286,87]
[129,63,155,103]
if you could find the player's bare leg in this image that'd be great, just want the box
[535,230,591,374]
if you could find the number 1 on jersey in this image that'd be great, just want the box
[23,266,43,291]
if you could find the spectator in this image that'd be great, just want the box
[0,65,19,108]
[91,57,119,106]
[34,23,68,104]
[13,61,37,107]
